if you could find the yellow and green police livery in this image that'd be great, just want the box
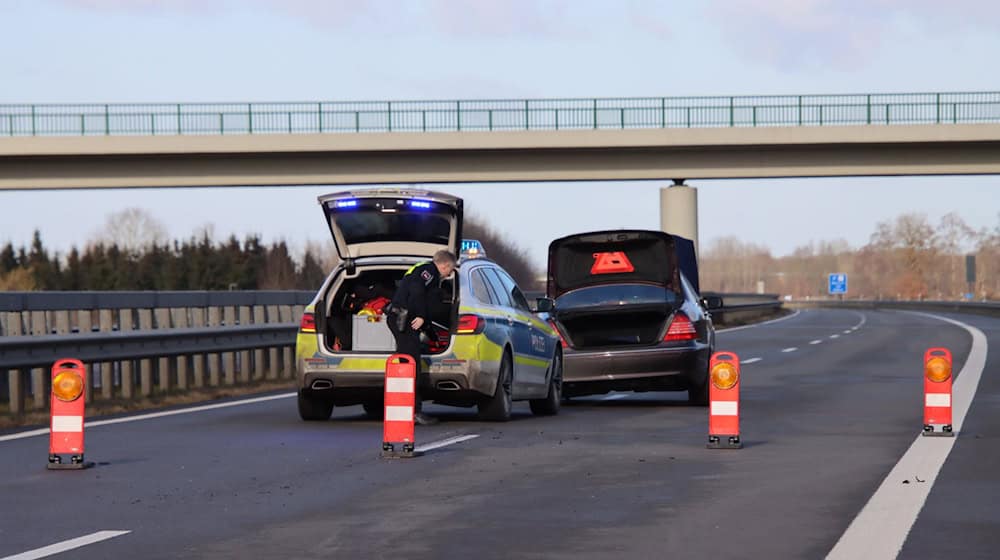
[295,188,562,422]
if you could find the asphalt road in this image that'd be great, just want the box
[0,308,996,560]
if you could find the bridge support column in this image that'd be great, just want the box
[660,181,699,256]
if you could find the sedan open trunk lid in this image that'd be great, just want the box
[547,230,698,299]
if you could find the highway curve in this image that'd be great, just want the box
[0,308,996,560]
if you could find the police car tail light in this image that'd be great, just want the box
[299,312,316,333]
[664,312,697,341]
[925,356,951,383]
[547,320,570,349]
[456,314,485,335]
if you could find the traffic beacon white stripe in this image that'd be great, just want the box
[382,354,421,459]
[925,393,951,407]
[50,416,83,433]
[0,530,130,560]
[827,312,988,560]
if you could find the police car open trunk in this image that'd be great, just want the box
[546,230,697,349]
[317,189,463,354]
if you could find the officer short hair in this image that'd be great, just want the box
[433,250,457,265]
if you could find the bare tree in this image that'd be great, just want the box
[93,207,168,255]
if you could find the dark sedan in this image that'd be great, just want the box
[543,230,721,404]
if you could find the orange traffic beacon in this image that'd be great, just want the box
[48,358,93,469]
[381,354,422,458]
[707,352,742,449]
[922,348,954,437]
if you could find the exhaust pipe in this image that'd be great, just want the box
[310,379,333,390]
[436,381,461,391]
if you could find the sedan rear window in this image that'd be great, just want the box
[555,284,678,307]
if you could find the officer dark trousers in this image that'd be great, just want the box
[389,326,426,413]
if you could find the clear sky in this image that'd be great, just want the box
[1,0,998,269]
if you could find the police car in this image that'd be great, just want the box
[295,189,563,422]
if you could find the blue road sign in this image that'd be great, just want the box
[828,273,848,295]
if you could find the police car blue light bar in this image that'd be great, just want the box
[335,199,358,208]
[461,239,486,258]
[409,200,432,209]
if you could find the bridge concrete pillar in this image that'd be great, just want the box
[659,181,699,256]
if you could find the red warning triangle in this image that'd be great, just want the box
[591,252,635,275]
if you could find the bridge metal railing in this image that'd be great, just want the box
[1,92,999,137]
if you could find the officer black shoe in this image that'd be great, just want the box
[414,412,439,426]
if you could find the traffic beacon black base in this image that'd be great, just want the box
[47,454,94,470]
[707,435,743,449]
[922,424,955,438]
[381,442,423,459]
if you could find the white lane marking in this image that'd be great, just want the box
[851,312,867,330]
[0,392,296,443]
[843,330,852,334]
[810,340,823,345]
[782,347,797,353]
[741,357,762,364]
[1,530,130,560]
[826,312,988,560]
[602,393,629,401]
[830,334,840,339]
[414,434,479,453]
[716,309,801,333]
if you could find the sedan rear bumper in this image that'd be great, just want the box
[562,343,709,396]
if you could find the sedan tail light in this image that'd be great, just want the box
[299,312,316,333]
[664,311,697,341]
[456,314,486,335]
[547,319,571,349]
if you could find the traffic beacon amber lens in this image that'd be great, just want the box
[52,370,84,402]
[711,362,739,390]
[925,357,951,383]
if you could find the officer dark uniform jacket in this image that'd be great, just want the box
[387,261,443,417]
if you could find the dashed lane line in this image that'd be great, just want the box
[781,347,797,353]
[1,530,131,560]
[810,340,823,345]
[826,312,988,560]
[830,334,840,339]
[741,358,763,364]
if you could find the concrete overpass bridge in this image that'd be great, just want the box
[2,91,999,250]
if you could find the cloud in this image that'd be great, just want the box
[708,0,1000,70]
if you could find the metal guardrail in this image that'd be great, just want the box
[1,291,315,418]
[0,324,296,370]
[788,299,1000,317]
[704,293,783,324]
[0,290,314,313]
[2,92,998,136]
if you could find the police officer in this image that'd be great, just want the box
[387,250,457,425]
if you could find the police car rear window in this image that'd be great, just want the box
[333,212,451,245]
